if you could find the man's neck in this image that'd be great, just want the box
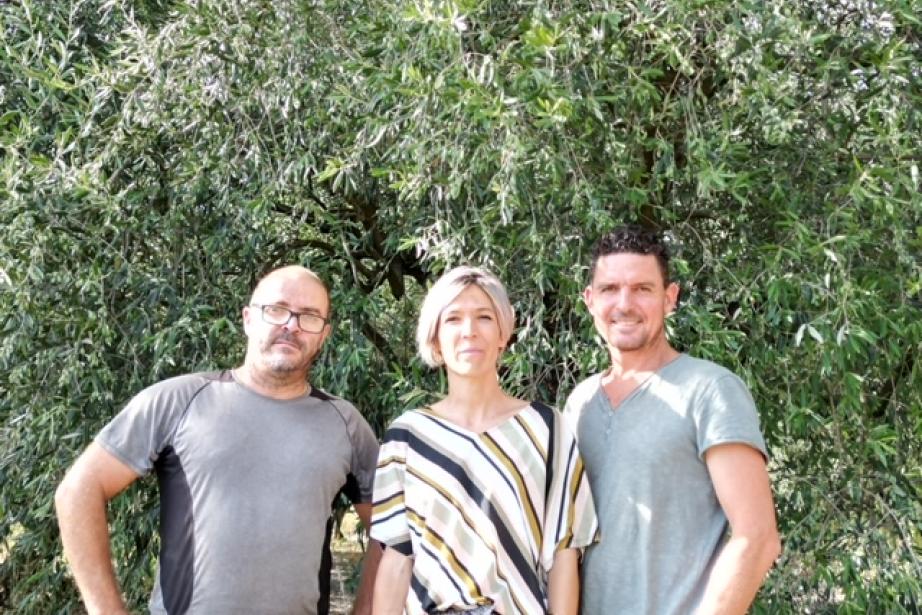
[234,365,310,400]
[599,343,679,408]
[606,341,680,382]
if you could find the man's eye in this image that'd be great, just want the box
[266,306,288,317]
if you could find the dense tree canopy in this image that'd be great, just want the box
[2,0,920,612]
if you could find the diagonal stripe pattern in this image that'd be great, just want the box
[372,403,599,615]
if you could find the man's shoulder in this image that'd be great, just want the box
[308,387,374,431]
[666,354,743,386]
[662,356,758,414]
[98,371,233,472]
[132,370,230,404]
[308,386,358,413]
[562,372,604,415]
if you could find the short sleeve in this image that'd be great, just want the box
[95,375,205,476]
[345,406,380,504]
[370,424,413,556]
[694,374,767,460]
[540,410,600,572]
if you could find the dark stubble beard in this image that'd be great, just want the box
[260,331,319,375]
[608,312,661,353]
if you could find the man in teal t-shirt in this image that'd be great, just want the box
[564,225,781,615]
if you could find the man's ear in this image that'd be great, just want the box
[318,321,333,346]
[665,282,680,314]
[582,285,593,308]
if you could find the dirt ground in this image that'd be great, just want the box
[328,512,366,615]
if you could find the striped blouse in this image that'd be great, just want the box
[371,402,599,615]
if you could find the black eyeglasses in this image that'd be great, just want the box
[251,304,329,333]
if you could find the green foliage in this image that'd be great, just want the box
[2,0,920,612]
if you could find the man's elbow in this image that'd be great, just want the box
[752,524,782,574]
[731,521,781,577]
[764,527,782,569]
[55,470,82,521]
[55,464,101,521]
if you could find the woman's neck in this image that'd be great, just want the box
[433,372,523,432]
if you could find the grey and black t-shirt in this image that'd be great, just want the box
[96,370,378,615]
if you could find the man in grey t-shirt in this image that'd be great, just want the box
[55,266,381,615]
[564,226,781,614]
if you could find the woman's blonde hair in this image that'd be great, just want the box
[416,266,515,367]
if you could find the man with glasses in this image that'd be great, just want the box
[55,266,380,615]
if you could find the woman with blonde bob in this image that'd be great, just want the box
[371,266,598,615]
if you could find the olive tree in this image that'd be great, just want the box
[2,0,920,611]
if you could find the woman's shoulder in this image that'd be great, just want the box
[518,399,559,421]
[385,407,439,431]
[380,409,433,447]
[490,401,561,439]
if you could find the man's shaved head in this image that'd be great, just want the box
[250,266,331,316]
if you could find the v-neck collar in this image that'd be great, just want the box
[596,353,686,413]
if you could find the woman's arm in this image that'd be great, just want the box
[547,548,580,615]
[372,547,413,615]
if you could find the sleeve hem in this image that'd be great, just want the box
[698,437,768,462]
[371,536,413,556]
[94,436,150,476]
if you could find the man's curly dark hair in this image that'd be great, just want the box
[590,225,670,283]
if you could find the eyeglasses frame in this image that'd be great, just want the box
[250,303,330,333]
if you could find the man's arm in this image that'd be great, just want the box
[352,502,383,615]
[55,442,140,615]
[696,443,782,615]
[547,548,580,615]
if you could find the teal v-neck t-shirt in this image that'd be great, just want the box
[564,354,767,615]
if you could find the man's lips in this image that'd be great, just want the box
[609,315,642,326]
[271,336,301,350]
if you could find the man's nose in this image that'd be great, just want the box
[280,314,301,332]
[614,288,633,308]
